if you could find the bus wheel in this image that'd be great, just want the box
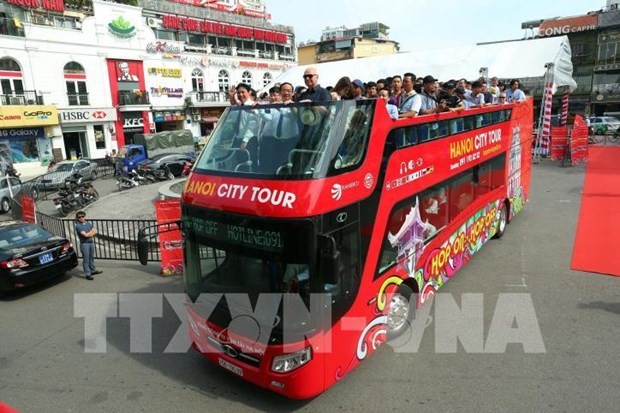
[387,284,415,340]
[494,202,508,239]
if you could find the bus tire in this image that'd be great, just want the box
[386,284,415,340]
[494,202,508,239]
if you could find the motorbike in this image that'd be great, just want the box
[143,163,175,181]
[116,170,149,191]
[53,192,83,217]
[54,174,99,216]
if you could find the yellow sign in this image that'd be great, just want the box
[147,67,182,78]
[0,105,59,128]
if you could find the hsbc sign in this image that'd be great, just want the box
[59,108,117,124]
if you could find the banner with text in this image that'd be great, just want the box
[155,199,183,276]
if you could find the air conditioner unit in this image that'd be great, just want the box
[611,3,618,10]
[192,114,201,122]
[191,108,200,115]
[147,17,162,29]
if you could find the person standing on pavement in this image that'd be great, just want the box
[75,211,101,280]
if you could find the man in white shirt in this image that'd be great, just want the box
[506,79,526,103]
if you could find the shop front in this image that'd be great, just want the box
[0,105,58,174]
[153,110,186,132]
[58,108,118,160]
[199,107,225,139]
[121,111,149,144]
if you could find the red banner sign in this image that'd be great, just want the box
[571,115,589,165]
[6,0,64,12]
[21,195,36,224]
[539,14,598,37]
[155,199,184,277]
[165,0,271,20]
[162,15,287,44]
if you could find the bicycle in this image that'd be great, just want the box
[589,125,606,144]
[609,128,620,144]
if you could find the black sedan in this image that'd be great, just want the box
[0,221,78,294]
[139,153,195,177]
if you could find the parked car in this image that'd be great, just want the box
[589,116,620,134]
[38,160,98,190]
[139,153,195,177]
[0,176,22,213]
[0,221,78,294]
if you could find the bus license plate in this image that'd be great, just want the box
[39,252,53,265]
[218,358,243,377]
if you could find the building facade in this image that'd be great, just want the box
[0,0,296,175]
[298,22,398,65]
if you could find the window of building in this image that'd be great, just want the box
[263,72,272,87]
[0,57,24,104]
[192,68,204,92]
[94,125,106,150]
[63,62,88,106]
[218,69,229,92]
[242,71,252,87]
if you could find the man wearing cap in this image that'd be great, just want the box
[398,72,422,119]
[351,79,365,100]
[440,82,465,112]
[420,75,447,115]
[298,67,331,102]
[455,87,475,109]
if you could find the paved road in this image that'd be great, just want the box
[0,161,619,412]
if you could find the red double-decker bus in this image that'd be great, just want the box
[141,97,532,399]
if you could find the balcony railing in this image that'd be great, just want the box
[67,93,90,106]
[119,90,150,105]
[0,91,44,106]
[192,91,228,103]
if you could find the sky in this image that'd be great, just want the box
[266,0,607,52]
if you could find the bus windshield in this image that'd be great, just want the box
[183,206,317,302]
[195,100,375,179]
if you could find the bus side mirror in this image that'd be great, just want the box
[319,235,340,285]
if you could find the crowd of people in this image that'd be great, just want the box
[229,67,528,120]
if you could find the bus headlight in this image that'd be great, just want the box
[271,346,312,373]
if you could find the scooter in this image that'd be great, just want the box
[53,192,83,217]
[144,164,175,181]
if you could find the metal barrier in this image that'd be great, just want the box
[34,211,160,262]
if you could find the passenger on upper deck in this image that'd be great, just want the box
[466,81,486,108]
[506,79,526,103]
[388,75,403,106]
[378,89,399,120]
[279,82,294,104]
[351,79,365,100]
[334,76,353,100]
[268,86,282,103]
[298,67,332,102]
[398,73,422,119]
[365,81,378,98]
[420,75,448,115]
[229,82,256,107]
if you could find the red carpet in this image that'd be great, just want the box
[571,146,620,276]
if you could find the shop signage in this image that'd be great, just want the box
[0,105,58,128]
[6,0,64,12]
[150,86,184,98]
[146,41,182,54]
[162,15,287,44]
[58,108,117,124]
[0,127,44,139]
[539,14,598,37]
[147,67,183,78]
[165,0,271,20]
[154,111,185,121]
[208,58,239,68]
[123,117,144,129]
[179,56,206,66]
[239,61,269,69]
[108,16,136,39]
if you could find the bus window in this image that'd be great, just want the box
[488,153,506,188]
[449,118,464,134]
[335,109,369,169]
[463,116,476,131]
[448,170,474,220]
[419,186,449,234]
[475,115,484,128]
[474,161,492,198]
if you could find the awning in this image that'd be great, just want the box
[264,35,577,94]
